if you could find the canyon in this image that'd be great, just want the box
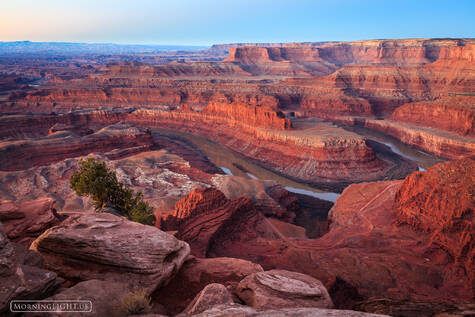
[0,38,473,316]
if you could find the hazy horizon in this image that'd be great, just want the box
[1,0,474,46]
[2,36,475,48]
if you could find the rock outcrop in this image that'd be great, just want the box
[203,101,291,130]
[30,213,190,293]
[203,162,474,307]
[236,269,333,309]
[159,187,256,257]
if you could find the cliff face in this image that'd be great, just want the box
[226,39,474,67]
[391,96,475,137]
[362,119,475,159]
[203,102,291,130]
[394,156,475,282]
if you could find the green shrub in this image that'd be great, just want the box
[120,289,152,315]
[70,158,155,226]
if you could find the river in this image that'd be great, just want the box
[341,125,446,170]
[152,126,444,202]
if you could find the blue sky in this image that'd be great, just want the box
[1,0,474,45]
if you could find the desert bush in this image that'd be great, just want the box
[120,289,152,315]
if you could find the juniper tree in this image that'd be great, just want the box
[70,158,155,225]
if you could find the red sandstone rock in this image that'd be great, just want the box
[203,102,291,130]
[206,177,473,305]
[392,96,475,137]
[212,176,298,221]
[160,187,256,257]
[173,187,228,220]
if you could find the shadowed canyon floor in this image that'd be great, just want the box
[0,38,474,316]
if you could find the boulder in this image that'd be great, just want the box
[180,283,233,316]
[0,223,60,314]
[153,256,263,315]
[236,269,333,309]
[30,213,190,293]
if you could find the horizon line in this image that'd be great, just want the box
[1,37,474,48]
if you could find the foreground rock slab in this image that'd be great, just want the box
[236,269,333,309]
[30,213,190,293]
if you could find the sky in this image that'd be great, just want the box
[1,0,474,46]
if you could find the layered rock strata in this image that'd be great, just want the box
[391,95,475,137]
[0,109,393,188]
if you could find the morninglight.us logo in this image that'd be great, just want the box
[10,300,93,313]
